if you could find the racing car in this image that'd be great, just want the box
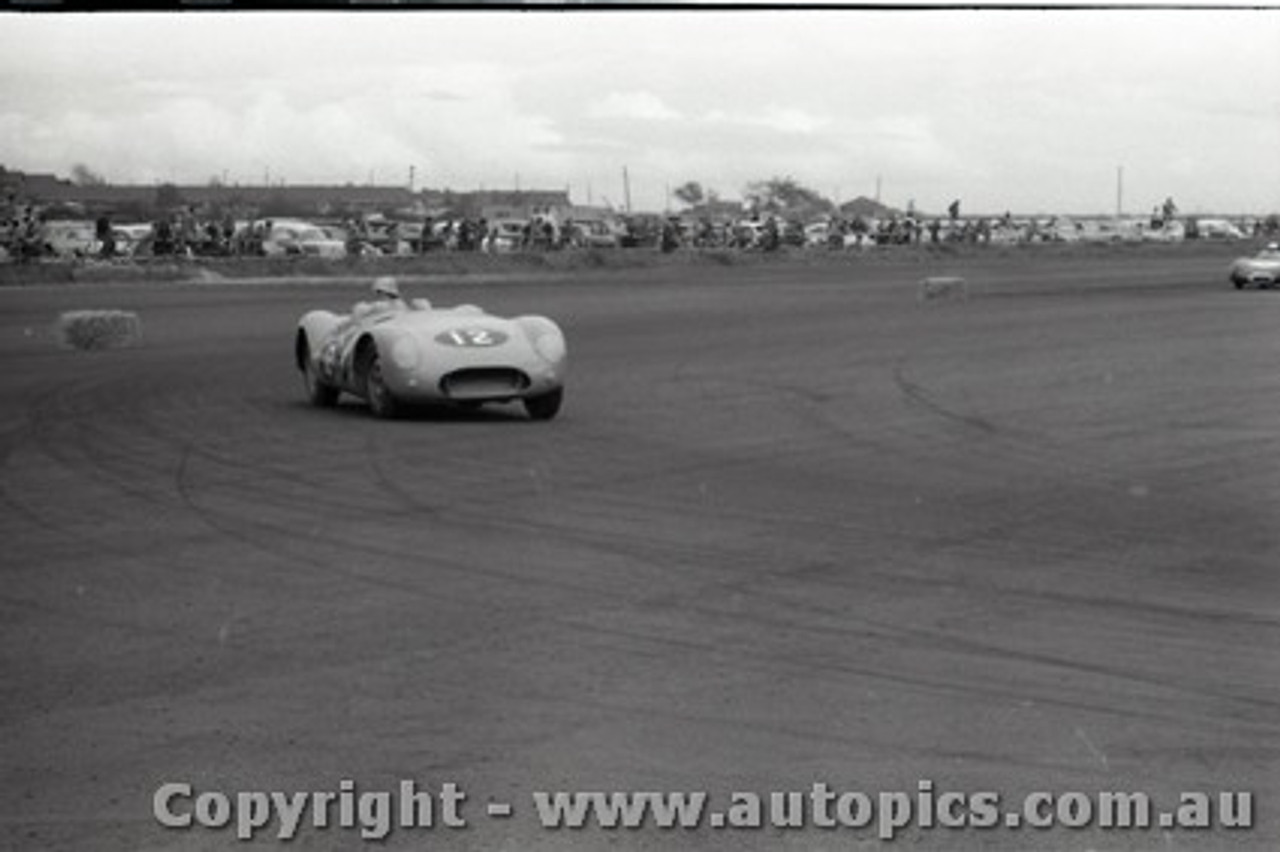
[1229,242,1280,289]
[294,278,567,419]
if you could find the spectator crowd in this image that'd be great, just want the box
[5,194,1278,265]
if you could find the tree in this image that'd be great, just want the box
[71,163,106,187]
[155,183,185,211]
[260,188,312,218]
[673,181,705,208]
[743,176,832,219]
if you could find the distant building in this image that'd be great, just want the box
[838,196,902,220]
[559,204,617,223]
[682,198,746,222]
[0,165,569,220]
[469,190,573,221]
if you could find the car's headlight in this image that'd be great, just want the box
[389,336,420,371]
[533,329,566,365]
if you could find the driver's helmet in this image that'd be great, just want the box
[371,276,401,300]
[1267,242,1279,252]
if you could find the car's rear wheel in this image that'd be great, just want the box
[523,387,563,421]
[302,357,339,407]
[364,351,400,419]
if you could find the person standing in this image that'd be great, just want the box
[95,213,115,258]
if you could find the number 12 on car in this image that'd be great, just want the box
[435,328,508,348]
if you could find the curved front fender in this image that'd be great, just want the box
[297,310,343,363]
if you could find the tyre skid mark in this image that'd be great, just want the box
[171,442,563,604]
[540,611,1252,741]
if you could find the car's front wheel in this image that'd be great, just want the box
[524,387,563,421]
[364,350,400,419]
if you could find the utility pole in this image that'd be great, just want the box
[623,166,632,214]
[409,165,415,192]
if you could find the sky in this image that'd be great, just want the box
[1,9,1278,216]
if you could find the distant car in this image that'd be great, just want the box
[1040,218,1082,243]
[1229,243,1280,290]
[260,220,347,258]
[354,218,416,255]
[94,223,153,257]
[1140,221,1185,243]
[731,220,766,249]
[294,281,567,419]
[485,219,528,253]
[569,220,620,249]
[803,221,832,248]
[1079,218,1142,243]
[804,221,865,249]
[43,220,98,258]
[1196,218,1245,241]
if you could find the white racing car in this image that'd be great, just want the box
[294,278,567,419]
[1229,242,1280,290]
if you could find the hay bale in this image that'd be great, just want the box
[918,275,968,303]
[56,310,143,350]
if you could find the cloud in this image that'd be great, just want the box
[702,107,831,136]
[1,11,1277,213]
[588,91,681,122]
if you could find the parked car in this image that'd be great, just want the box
[43,220,98,258]
[731,220,766,249]
[259,219,347,258]
[1041,218,1083,243]
[804,221,831,248]
[1195,218,1245,240]
[568,219,621,249]
[98,223,153,257]
[485,219,528,253]
[1139,220,1186,242]
[804,221,866,249]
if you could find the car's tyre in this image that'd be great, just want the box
[523,387,563,421]
[364,351,400,419]
[302,357,340,407]
[1233,279,1244,290]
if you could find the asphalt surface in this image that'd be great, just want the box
[1,252,1277,851]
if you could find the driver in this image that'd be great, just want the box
[371,275,406,305]
[353,276,411,318]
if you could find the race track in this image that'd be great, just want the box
[1,252,1277,851]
